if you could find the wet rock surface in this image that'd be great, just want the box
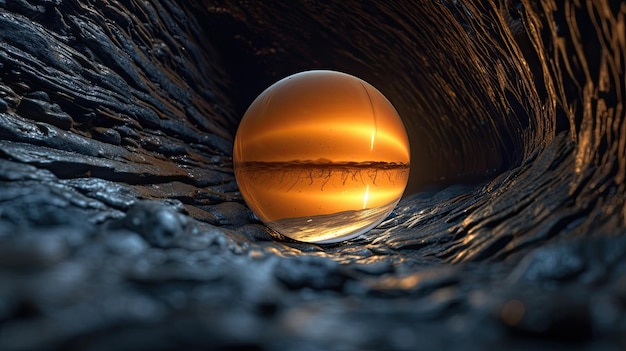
[1,0,625,350]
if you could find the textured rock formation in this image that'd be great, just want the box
[0,0,624,350]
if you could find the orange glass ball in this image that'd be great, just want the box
[234,70,410,243]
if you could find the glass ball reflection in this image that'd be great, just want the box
[234,70,410,243]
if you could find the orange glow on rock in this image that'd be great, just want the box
[234,70,410,243]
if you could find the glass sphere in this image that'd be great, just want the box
[234,70,410,243]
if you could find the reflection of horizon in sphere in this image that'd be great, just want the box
[234,70,410,243]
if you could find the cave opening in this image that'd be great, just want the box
[201,1,542,195]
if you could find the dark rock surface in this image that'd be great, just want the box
[0,0,625,350]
